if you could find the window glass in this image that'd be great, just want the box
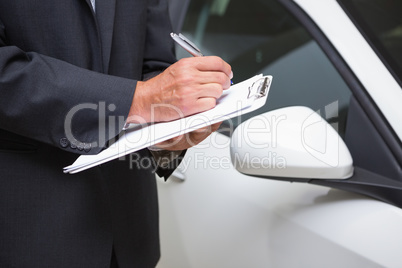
[179,0,352,137]
[338,0,402,86]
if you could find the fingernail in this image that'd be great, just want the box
[230,71,234,79]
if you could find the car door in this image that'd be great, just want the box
[157,0,402,267]
[169,0,402,206]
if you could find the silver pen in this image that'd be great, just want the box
[170,32,233,84]
[170,32,203,57]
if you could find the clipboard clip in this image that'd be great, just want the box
[247,76,271,99]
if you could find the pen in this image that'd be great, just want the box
[170,32,203,57]
[170,32,233,84]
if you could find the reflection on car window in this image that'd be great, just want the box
[338,0,402,87]
[180,0,351,137]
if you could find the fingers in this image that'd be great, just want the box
[128,56,233,123]
[190,98,217,115]
[165,57,232,116]
[175,57,232,89]
[188,122,222,138]
[197,71,232,90]
[153,121,223,151]
[194,83,223,99]
[191,56,232,79]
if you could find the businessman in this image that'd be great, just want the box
[0,0,232,267]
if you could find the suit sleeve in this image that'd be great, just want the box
[142,0,187,179]
[142,0,177,80]
[0,18,136,155]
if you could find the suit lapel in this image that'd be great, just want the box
[83,0,93,10]
[95,0,116,73]
[81,0,116,73]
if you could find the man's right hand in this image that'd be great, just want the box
[127,56,233,124]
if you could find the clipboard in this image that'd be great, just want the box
[63,74,272,174]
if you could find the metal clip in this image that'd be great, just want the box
[247,76,270,99]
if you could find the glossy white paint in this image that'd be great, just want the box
[156,1,402,267]
[294,0,402,141]
[157,133,402,268]
[230,106,353,179]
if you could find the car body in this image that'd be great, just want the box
[157,0,402,267]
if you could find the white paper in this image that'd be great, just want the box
[63,74,272,174]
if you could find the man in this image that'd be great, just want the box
[0,0,232,267]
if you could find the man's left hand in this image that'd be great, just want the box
[152,122,222,151]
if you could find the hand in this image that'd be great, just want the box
[127,56,232,123]
[151,122,222,151]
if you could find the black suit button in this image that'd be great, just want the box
[70,140,77,149]
[77,142,85,151]
[60,138,69,148]
[84,143,92,152]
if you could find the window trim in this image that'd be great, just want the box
[277,0,402,166]
[336,0,402,88]
[277,0,402,207]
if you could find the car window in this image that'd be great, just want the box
[178,0,352,137]
[337,0,402,87]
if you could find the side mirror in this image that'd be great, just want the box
[230,106,353,180]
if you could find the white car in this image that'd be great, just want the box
[157,0,402,267]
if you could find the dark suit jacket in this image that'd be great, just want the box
[0,0,177,267]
